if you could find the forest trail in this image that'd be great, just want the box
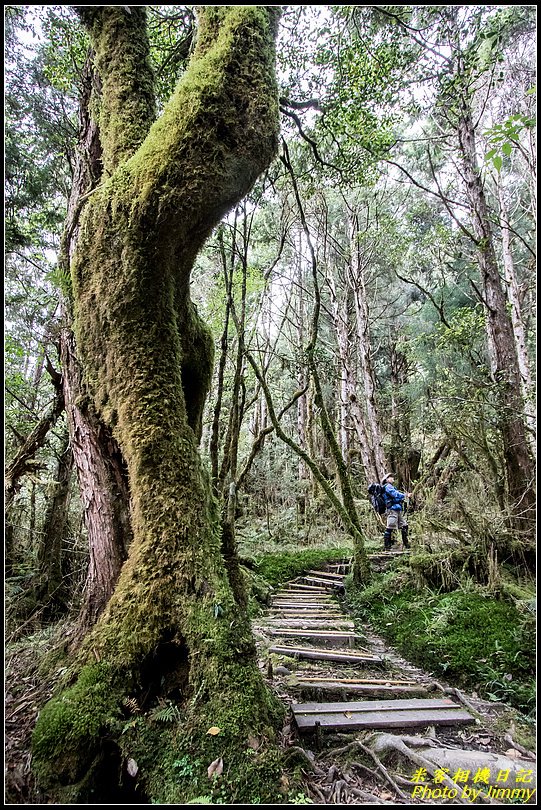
[254,559,537,805]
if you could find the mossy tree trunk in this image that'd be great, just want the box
[58,51,132,636]
[34,430,74,620]
[32,6,284,804]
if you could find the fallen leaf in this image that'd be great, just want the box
[207,726,221,736]
[248,735,260,751]
[207,757,223,779]
[126,758,138,777]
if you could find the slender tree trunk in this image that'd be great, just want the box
[210,225,233,490]
[388,334,415,488]
[296,245,309,516]
[348,212,388,482]
[34,431,74,620]
[4,362,65,577]
[456,98,535,530]
[497,179,535,455]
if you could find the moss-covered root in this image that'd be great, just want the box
[31,656,286,804]
[31,662,122,794]
[134,663,286,804]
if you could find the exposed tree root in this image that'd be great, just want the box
[367,731,537,802]
[504,734,536,761]
[429,680,482,715]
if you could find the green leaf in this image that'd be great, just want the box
[492,155,503,172]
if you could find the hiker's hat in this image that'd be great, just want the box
[381,472,394,483]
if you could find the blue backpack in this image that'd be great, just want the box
[368,483,387,515]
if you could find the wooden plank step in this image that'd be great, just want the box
[263,619,355,629]
[266,629,363,646]
[300,577,344,589]
[294,707,473,732]
[292,698,473,732]
[271,604,338,611]
[285,583,332,592]
[274,590,335,597]
[272,595,336,603]
[297,677,418,685]
[277,595,334,602]
[295,682,430,697]
[294,698,456,714]
[306,570,345,580]
[269,645,384,664]
[269,610,345,617]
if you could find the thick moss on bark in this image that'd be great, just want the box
[32,6,284,802]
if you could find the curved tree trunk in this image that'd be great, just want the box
[32,7,284,804]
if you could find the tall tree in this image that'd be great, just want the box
[32,7,285,803]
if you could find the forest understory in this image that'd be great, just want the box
[5,526,536,806]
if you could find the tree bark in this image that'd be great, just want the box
[32,7,284,803]
[34,430,74,620]
[61,327,131,635]
[56,48,133,635]
[456,98,535,531]
[497,178,535,455]
[348,211,388,482]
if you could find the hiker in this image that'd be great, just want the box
[381,473,411,550]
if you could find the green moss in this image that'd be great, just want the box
[84,7,156,174]
[32,663,122,786]
[253,547,352,587]
[110,657,285,804]
[347,573,536,715]
[33,6,285,804]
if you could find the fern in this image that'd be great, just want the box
[122,696,140,714]
[149,701,181,723]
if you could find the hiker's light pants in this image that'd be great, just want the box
[386,509,408,530]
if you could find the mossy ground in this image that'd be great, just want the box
[252,547,353,588]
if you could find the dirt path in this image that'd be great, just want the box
[254,560,537,805]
